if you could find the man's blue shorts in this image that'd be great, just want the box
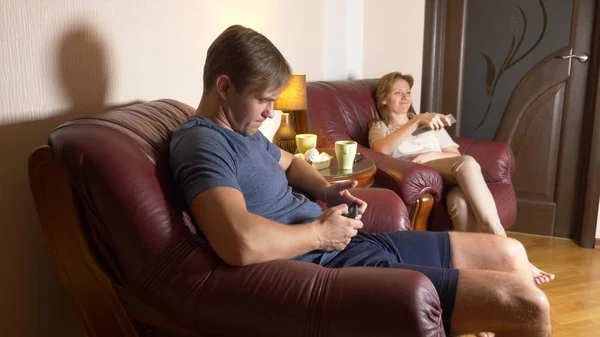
[323,231,459,334]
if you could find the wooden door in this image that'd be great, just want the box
[422,0,598,238]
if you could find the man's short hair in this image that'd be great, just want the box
[203,25,292,93]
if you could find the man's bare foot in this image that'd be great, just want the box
[530,262,555,285]
[478,333,495,337]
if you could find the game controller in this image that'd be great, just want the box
[345,204,358,219]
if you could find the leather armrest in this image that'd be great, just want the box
[453,137,515,183]
[316,188,411,232]
[359,146,444,205]
[350,187,411,232]
[142,249,445,337]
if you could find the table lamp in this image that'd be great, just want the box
[273,74,307,153]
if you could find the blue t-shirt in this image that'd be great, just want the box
[170,116,334,263]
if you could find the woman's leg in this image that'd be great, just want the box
[424,155,506,236]
[446,186,478,232]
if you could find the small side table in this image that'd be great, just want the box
[317,150,376,188]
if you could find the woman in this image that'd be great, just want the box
[369,71,554,285]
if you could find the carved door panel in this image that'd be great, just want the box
[455,0,594,236]
[493,47,571,236]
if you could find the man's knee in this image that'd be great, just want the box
[506,281,552,334]
[502,237,527,262]
[490,237,532,274]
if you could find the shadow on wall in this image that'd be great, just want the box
[0,24,137,336]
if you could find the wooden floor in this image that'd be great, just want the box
[464,232,600,337]
[515,232,600,337]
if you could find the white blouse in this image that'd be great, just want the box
[369,120,459,160]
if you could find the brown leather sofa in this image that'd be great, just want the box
[304,79,517,232]
[29,99,447,336]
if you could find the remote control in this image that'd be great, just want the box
[412,114,457,136]
[345,204,358,219]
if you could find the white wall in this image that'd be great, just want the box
[363,0,426,113]
[0,1,426,335]
[323,0,364,80]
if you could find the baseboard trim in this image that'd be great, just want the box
[596,238,600,249]
[505,231,571,240]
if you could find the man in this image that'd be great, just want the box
[170,25,551,337]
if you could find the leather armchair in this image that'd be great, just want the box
[304,79,517,231]
[28,99,446,336]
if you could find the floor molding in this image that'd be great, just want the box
[507,231,600,249]
[505,231,571,240]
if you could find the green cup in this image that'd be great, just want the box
[295,134,317,154]
[334,140,357,170]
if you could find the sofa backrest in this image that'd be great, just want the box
[48,99,211,286]
[305,79,380,149]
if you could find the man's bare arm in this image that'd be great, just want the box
[278,149,331,201]
[189,186,360,266]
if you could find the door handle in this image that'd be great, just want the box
[560,53,589,63]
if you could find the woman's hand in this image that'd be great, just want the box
[413,113,452,131]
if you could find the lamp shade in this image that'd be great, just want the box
[274,74,307,111]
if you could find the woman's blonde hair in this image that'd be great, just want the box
[374,72,416,125]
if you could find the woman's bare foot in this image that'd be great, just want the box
[530,262,555,285]
[478,333,495,337]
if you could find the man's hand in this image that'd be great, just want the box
[321,180,368,218]
[311,204,364,251]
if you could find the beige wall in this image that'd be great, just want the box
[0,1,426,335]
[363,0,426,113]
[0,1,327,336]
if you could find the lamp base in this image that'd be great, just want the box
[273,111,297,153]
[274,138,297,154]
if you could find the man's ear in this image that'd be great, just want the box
[215,75,232,100]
